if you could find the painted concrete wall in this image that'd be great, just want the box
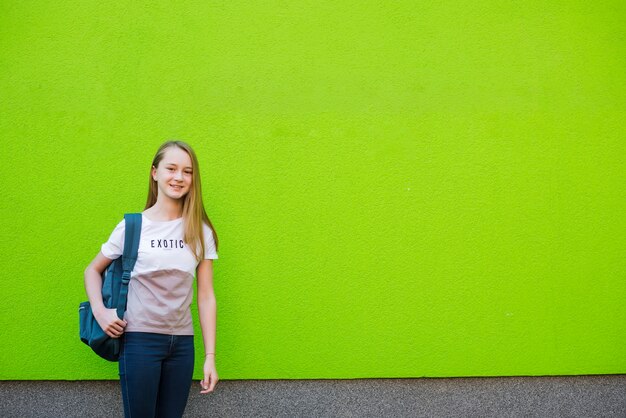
[0,1,624,379]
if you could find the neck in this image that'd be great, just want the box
[149,198,184,220]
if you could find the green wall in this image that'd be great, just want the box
[1,1,624,379]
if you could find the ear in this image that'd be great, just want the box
[151,166,157,181]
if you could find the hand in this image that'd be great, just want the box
[200,356,218,394]
[94,307,127,339]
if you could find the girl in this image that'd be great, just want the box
[84,140,219,417]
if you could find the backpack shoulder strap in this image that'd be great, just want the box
[116,213,142,319]
[121,213,142,273]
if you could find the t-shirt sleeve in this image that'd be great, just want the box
[101,219,125,260]
[203,223,218,259]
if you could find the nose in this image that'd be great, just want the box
[174,170,184,180]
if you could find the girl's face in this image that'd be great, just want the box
[151,147,193,201]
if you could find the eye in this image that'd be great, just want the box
[167,167,174,171]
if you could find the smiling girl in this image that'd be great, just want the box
[84,140,220,417]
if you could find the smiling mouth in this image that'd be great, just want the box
[170,185,183,190]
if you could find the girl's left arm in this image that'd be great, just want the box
[197,258,218,393]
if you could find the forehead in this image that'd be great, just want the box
[161,147,192,167]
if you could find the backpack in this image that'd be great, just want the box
[79,213,142,361]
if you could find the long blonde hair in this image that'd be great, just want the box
[144,140,219,263]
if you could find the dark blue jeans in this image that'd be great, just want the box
[119,332,195,418]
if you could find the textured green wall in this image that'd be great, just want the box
[1,1,624,380]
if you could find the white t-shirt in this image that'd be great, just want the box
[100,213,218,335]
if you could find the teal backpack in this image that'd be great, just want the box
[79,213,142,361]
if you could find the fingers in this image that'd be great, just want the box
[110,323,124,333]
[106,328,124,338]
[95,308,127,339]
[112,315,127,328]
[107,322,125,334]
[107,315,127,336]
[200,374,218,394]
[106,320,126,338]
[200,377,210,393]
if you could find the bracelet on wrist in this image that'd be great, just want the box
[205,353,215,357]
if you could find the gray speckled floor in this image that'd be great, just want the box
[1,375,624,417]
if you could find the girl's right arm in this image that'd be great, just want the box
[84,252,128,338]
